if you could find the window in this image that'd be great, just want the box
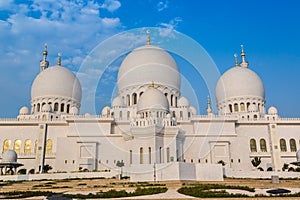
[66,104,70,113]
[60,103,64,112]
[229,104,233,113]
[24,139,32,154]
[240,103,245,111]
[54,103,59,111]
[148,147,151,164]
[46,139,53,154]
[3,139,11,153]
[132,93,137,105]
[126,95,130,106]
[250,139,257,152]
[140,147,143,164]
[260,139,267,152]
[159,147,163,163]
[234,103,239,112]
[37,103,40,112]
[167,147,170,163]
[170,95,174,106]
[290,139,297,152]
[280,139,287,152]
[14,140,21,154]
[129,150,132,164]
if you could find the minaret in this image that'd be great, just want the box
[40,44,49,71]
[206,95,213,116]
[240,45,249,68]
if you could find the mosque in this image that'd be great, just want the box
[0,35,299,181]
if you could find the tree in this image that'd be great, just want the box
[251,157,261,168]
[43,164,53,173]
[116,160,125,179]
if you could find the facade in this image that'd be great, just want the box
[0,39,299,180]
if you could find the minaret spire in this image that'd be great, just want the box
[40,44,49,71]
[146,30,151,45]
[234,53,239,67]
[206,95,213,115]
[240,44,249,68]
[57,52,61,66]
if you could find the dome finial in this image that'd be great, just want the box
[151,81,155,88]
[146,30,151,45]
[240,45,249,68]
[57,52,61,66]
[40,44,49,71]
[206,95,212,115]
[234,53,239,67]
[43,43,48,60]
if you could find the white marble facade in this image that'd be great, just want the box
[0,40,299,181]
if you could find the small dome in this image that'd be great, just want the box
[2,150,17,163]
[137,88,169,112]
[118,45,180,93]
[42,104,52,112]
[216,67,265,104]
[70,106,79,115]
[268,106,278,115]
[178,96,189,107]
[31,66,82,103]
[296,149,300,161]
[248,104,258,112]
[84,113,91,117]
[112,96,125,107]
[19,106,30,115]
[101,106,111,116]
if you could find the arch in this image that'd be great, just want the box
[260,139,267,152]
[254,114,258,119]
[66,104,70,113]
[250,139,257,152]
[170,94,174,106]
[132,93,137,105]
[229,104,233,113]
[54,103,59,111]
[240,103,245,111]
[280,139,287,152]
[46,139,53,154]
[37,103,40,112]
[246,102,250,111]
[139,92,144,97]
[3,139,11,153]
[14,140,21,154]
[290,138,297,152]
[148,147,151,164]
[234,103,239,112]
[172,111,176,118]
[129,150,132,164]
[24,139,32,154]
[159,147,163,163]
[167,147,170,163]
[126,95,130,106]
[140,147,143,164]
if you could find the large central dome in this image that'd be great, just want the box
[117,45,180,93]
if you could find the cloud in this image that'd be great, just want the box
[157,0,169,12]
[158,17,182,37]
[101,0,121,12]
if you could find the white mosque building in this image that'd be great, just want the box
[0,36,300,181]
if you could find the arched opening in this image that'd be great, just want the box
[260,139,267,152]
[254,115,258,119]
[140,147,143,164]
[172,111,176,118]
[290,138,297,152]
[132,93,137,105]
[139,92,144,97]
[66,104,70,113]
[250,139,257,152]
[129,150,132,164]
[159,147,163,163]
[247,102,250,111]
[148,147,151,164]
[60,103,65,112]
[24,139,32,154]
[3,139,11,153]
[240,103,245,111]
[54,103,59,111]
[37,103,40,112]
[280,139,287,152]
[234,103,239,112]
[14,140,21,154]
[170,95,174,106]
[167,147,170,163]
[126,95,130,106]
[46,139,53,154]
[229,104,233,113]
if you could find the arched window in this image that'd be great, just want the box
[167,147,170,163]
[24,139,32,154]
[240,103,245,111]
[126,95,130,106]
[46,139,52,154]
[60,103,65,112]
[260,139,267,152]
[140,147,143,164]
[159,147,163,163]
[234,103,239,112]
[229,104,233,113]
[280,139,287,152]
[14,140,21,154]
[3,139,11,153]
[290,139,297,152]
[175,97,178,107]
[139,92,144,97]
[66,104,70,113]
[34,140,38,153]
[247,102,250,111]
[54,103,59,111]
[148,147,151,164]
[37,103,40,112]
[129,150,132,164]
[172,111,176,118]
[132,93,137,105]
[170,95,174,106]
[250,139,257,152]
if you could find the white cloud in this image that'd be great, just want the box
[157,0,169,12]
[101,0,121,12]
[158,17,182,37]
[0,0,14,9]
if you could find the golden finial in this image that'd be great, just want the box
[57,52,61,66]
[151,81,155,88]
[234,53,239,67]
[146,30,151,45]
[43,44,48,56]
[241,44,246,62]
[207,95,211,105]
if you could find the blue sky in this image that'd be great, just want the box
[1,0,300,117]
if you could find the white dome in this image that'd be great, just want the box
[118,45,180,92]
[178,96,189,107]
[101,106,111,116]
[215,67,265,104]
[112,96,125,107]
[268,106,278,115]
[296,149,300,161]
[19,106,30,115]
[31,66,82,103]
[248,104,258,112]
[70,106,79,115]
[2,150,17,163]
[42,104,52,112]
[137,88,169,112]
